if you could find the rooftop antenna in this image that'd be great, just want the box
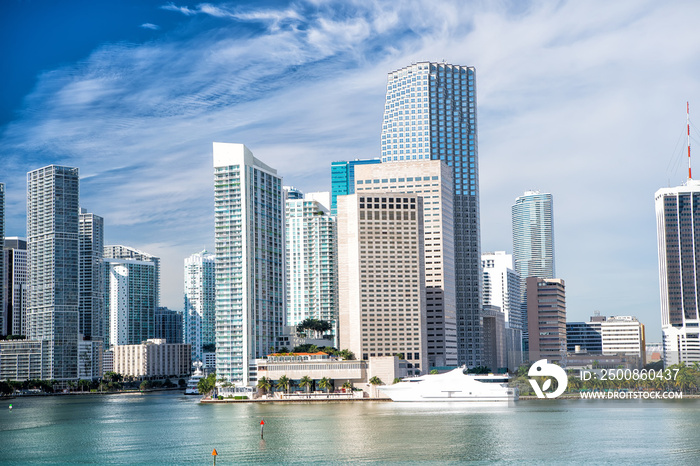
[688,101,692,180]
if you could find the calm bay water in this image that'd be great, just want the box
[1,393,699,464]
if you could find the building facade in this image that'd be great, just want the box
[526,277,566,363]
[3,238,28,337]
[112,339,191,379]
[655,180,700,364]
[353,160,456,368]
[79,209,104,378]
[27,165,80,381]
[104,258,157,347]
[104,245,160,309]
[213,143,285,386]
[285,189,338,340]
[155,307,184,344]
[380,62,482,366]
[184,250,215,364]
[338,193,427,376]
[0,340,44,381]
[512,190,555,353]
[0,183,4,335]
[330,159,381,217]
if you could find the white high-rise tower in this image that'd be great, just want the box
[184,250,215,365]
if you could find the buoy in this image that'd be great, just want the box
[260,419,265,438]
[9,404,12,410]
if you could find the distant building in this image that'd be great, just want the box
[655,180,700,364]
[27,165,81,381]
[567,314,645,365]
[184,250,215,363]
[0,340,44,381]
[112,339,190,379]
[104,258,157,347]
[284,189,338,340]
[155,307,184,344]
[482,305,506,371]
[213,143,285,386]
[277,325,334,351]
[330,159,381,217]
[79,209,105,378]
[0,183,4,335]
[353,160,457,368]
[526,277,566,363]
[338,193,427,376]
[104,245,160,308]
[3,238,28,337]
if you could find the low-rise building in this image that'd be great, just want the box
[112,339,190,379]
[0,340,44,381]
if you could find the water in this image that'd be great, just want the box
[1,393,699,464]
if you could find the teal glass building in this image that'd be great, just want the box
[330,159,380,217]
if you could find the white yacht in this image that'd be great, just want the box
[378,367,518,402]
[185,363,205,395]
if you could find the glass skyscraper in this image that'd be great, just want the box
[330,159,380,217]
[184,250,215,364]
[27,165,80,381]
[214,143,285,386]
[656,180,700,364]
[380,62,481,366]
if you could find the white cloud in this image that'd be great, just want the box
[2,0,700,340]
[140,23,161,30]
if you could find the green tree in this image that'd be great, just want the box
[342,380,353,391]
[430,369,439,375]
[197,374,217,396]
[296,318,333,338]
[140,380,152,391]
[319,377,333,393]
[276,375,292,393]
[336,349,355,360]
[369,376,384,398]
[299,376,313,393]
[257,376,272,395]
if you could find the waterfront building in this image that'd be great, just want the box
[285,188,338,339]
[655,180,700,364]
[0,183,3,335]
[104,245,160,308]
[512,190,555,353]
[184,250,215,363]
[27,165,80,381]
[566,319,603,353]
[330,159,381,217]
[482,251,523,368]
[380,62,482,367]
[482,304,506,371]
[277,325,334,352]
[3,238,28,337]
[353,160,456,367]
[104,258,157,347]
[567,314,646,365]
[526,277,566,363]
[338,193,427,376]
[79,209,104,378]
[112,339,191,379]
[0,340,44,380]
[213,143,285,386]
[155,307,184,344]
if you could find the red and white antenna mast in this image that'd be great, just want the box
[688,101,692,180]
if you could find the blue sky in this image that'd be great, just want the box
[2,0,700,341]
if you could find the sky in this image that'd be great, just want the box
[2,0,700,341]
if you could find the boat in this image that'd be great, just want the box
[185,363,205,395]
[378,367,518,402]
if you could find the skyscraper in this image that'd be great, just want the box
[0,183,4,336]
[214,143,285,386]
[3,238,28,337]
[79,209,104,378]
[353,160,457,367]
[655,180,700,363]
[104,245,160,309]
[184,250,215,364]
[330,159,381,217]
[526,277,566,363]
[512,190,555,353]
[380,62,481,366]
[285,190,338,338]
[27,165,80,381]
[338,193,427,376]
[155,307,184,345]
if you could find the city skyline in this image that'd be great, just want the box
[2,1,700,341]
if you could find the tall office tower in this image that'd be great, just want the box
[155,307,184,344]
[184,250,215,364]
[285,189,338,339]
[214,143,285,386]
[104,245,160,308]
[381,62,481,366]
[79,210,104,378]
[330,159,381,217]
[104,258,156,347]
[0,183,4,335]
[526,277,566,363]
[482,251,523,369]
[27,165,80,381]
[338,193,427,376]
[4,238,28,336]
[353,160,456,367]
[512,190,555,353]
[655,180,700,364]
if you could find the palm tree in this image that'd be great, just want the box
[299,376,313,394]
[257,376,272,396]
[319,377,332,393]
[342,380,353,391]
[67,381,76,392]
[276,375,292,394]
[369,376,383,398]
